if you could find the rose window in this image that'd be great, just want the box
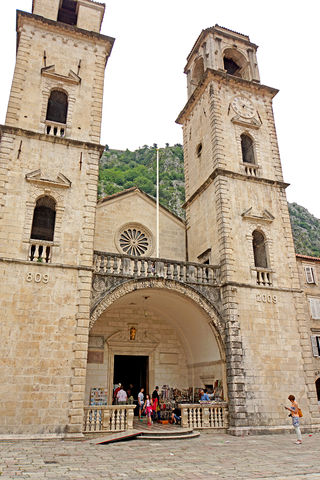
[119,227,150,256]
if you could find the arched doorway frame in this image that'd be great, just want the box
[90,278,227,402]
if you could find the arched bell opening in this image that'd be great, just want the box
[192,56,205,87]
[223,48,249,80]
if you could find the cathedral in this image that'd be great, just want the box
[0,0,319,439]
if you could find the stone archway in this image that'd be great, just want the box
[87,278,227,406]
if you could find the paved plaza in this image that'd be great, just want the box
[0,431,320,480]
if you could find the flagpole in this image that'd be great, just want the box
[156,148,160,258]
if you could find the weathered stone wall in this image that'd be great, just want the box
[6,13,112,144]
[0,260,80,434]
[32,0,60,21]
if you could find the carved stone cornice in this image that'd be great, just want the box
[26,170,72,189]
[183,167,289,209]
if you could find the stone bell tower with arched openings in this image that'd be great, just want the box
[0,0,114,436]
[177,25,320,433]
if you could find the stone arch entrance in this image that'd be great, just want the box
[87,279,226,407]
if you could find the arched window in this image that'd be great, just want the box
[252,230,268,268]
[46,90,68,124]
[192,57,204,86]
[241,134,255,164]
[31,196,56,242]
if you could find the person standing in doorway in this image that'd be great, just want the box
[117,385,128,405]
[284,394,302,444]
[152,386,161,422]
[113,383,121,405]
[138,387,144,421]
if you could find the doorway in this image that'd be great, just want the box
[113,355,148,400]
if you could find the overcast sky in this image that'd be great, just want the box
[1,1,319,218]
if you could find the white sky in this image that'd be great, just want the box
[0,0,319,218]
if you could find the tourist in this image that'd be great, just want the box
[144,394,153,426]
[113,383,121,405]
[284,395,302,444]
[117,385,128,405]
[152,386,161,421]
[171,405,181,425]
[200,389,210,401]
[138,387,144,421]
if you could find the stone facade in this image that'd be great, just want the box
[94,187,186,260]
[296,255,320,407]
[0,0,114,436]
[0,7,319,439]
[176,25,320,432]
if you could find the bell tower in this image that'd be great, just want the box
[177,25,320,432]
[0,0,114,436]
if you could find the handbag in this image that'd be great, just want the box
[298,407,303,418]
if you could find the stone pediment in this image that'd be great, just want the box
[26,169,71,188]
[41,65,81,84]
[106,329,159,349]
[241,207,274,223]
[231,115,261,129]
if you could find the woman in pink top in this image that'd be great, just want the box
[144,394,153,426]
[284,394,302,444]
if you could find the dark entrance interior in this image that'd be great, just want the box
[114,355,148,400]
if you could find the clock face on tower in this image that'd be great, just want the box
[231,95,255,118]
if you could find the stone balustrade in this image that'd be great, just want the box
[29,241,52,263]
[83,405,135,433]
[93,251,220,286]
[243,163,259,177]
[179,402,228,430]
[253,267,273,287]
[45,120,66,138]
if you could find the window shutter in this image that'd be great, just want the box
[305,266,315,284]
[311,336,320,357]
[309,298,320,319]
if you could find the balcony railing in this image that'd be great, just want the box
[83,405,135,433]
[252,267,273,287]
[93,251,220,286]
[45,120,66,138]
[242,163,259,177]
[29,240,52,263]
[180,403,228,430]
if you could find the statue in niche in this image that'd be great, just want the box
[130,326,136,341]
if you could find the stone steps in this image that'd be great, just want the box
[136,429,200,441]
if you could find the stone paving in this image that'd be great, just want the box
[0,431,320,479]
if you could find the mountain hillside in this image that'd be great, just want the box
[288,203,320,257]
[99,145,320,257]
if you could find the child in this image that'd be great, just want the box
[144,394,153,426]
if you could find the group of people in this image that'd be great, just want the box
[114,383,302,442]
[113,383,134,405]
[137,386,163,426]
